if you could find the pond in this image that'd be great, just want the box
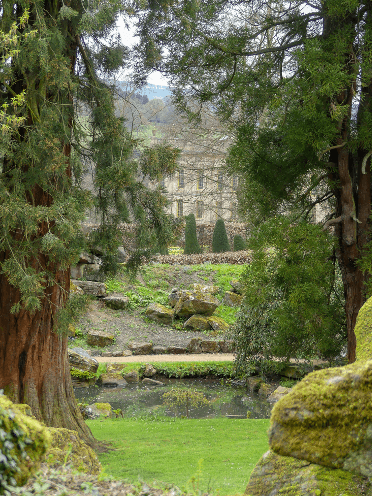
[74,377,272,419]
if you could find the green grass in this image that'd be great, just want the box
[88,417,269,495]
[214,305,240,325]
[184,264,245,293]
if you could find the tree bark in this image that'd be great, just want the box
[0,255,96,447]
[323,5,371,363]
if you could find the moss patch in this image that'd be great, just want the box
[245,450,371,496]
[269,360,372,476]
[355,296,372,362]
[46,427,101,475]
[0,395,50,490]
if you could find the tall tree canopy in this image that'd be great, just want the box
[0,0,178,445]
[135,0,372,362]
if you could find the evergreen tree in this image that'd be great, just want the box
[233,235,246,251]
[212,219,230,253]
[0,0,178,445]
[184,213,202,254]
[135,0,372,362]
[233,218,345,370]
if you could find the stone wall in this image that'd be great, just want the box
[82,222,249,252]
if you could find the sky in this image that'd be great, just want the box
[116,17,169,87]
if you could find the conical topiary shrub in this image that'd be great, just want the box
[184,213,202,254]
[212,218,230,253]
[233,234,246,251]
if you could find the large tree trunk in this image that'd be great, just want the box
[0,260,96,447]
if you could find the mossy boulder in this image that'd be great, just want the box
[100,373,128,387]
[355,296,372,362]
[174,290,219,318]
[86,330,115,347]
[269,359,372,476]
[145,303,174,325]
[183,314,211,331]
[0,395,50,490]
[245,450,370,495]
[68,348,98,374]
[123,370,140,383]
[207,316,229,332]
[46,427,101,474]
[222,291,243,307]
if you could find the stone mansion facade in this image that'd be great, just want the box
[154,134,240,224]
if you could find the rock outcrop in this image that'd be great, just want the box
[184,314,211,331]
[269,360,372,476]
[71,280,107,297]
[245,450,370,496]
[86,330,115,347]
[145,303,173,325]
[173,290,219,318]
[102,295,130,310]
[0,394,101,493]
[68,348,98,374]
[0,395,50,489]
[223,291,243,307]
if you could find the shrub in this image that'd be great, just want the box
[184,214,202,254]
[233,218,346,373]
[233,234,246,251]
[212,219,230,253]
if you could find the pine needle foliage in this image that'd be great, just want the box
[133,0,372,362]
[184,213,202,254]
[212,219,230,253]
[233,235,246,251]
[0,0,179,319]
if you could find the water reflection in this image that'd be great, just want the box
[74,378,272,419]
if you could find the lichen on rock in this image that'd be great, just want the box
[46,427,101,475]
[269,359,372,476]
[245,450,371,495]
[355,296,372,362]
[0,395,50,491]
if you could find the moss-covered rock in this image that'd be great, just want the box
[207,316,229,332]
[0,395,50,490]
[46,427,101,474]
[183,314,211,331]
[100,373,128,387]
[86,329,115,347]
[173,290,219,318]
[269,359,372,476]
[245,450,371,495]
[145,303,174,325]
[355,296,372,362]
[222,291,243,307]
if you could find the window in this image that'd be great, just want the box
[178,169,184,188]
[197,170,204,190]
[196,200,204,219]
[177,199,183,217]
[232,175,239,191]
[218,172,224,191]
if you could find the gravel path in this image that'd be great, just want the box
[96,353,235,363]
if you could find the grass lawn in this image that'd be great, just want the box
[87,417,269,495]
